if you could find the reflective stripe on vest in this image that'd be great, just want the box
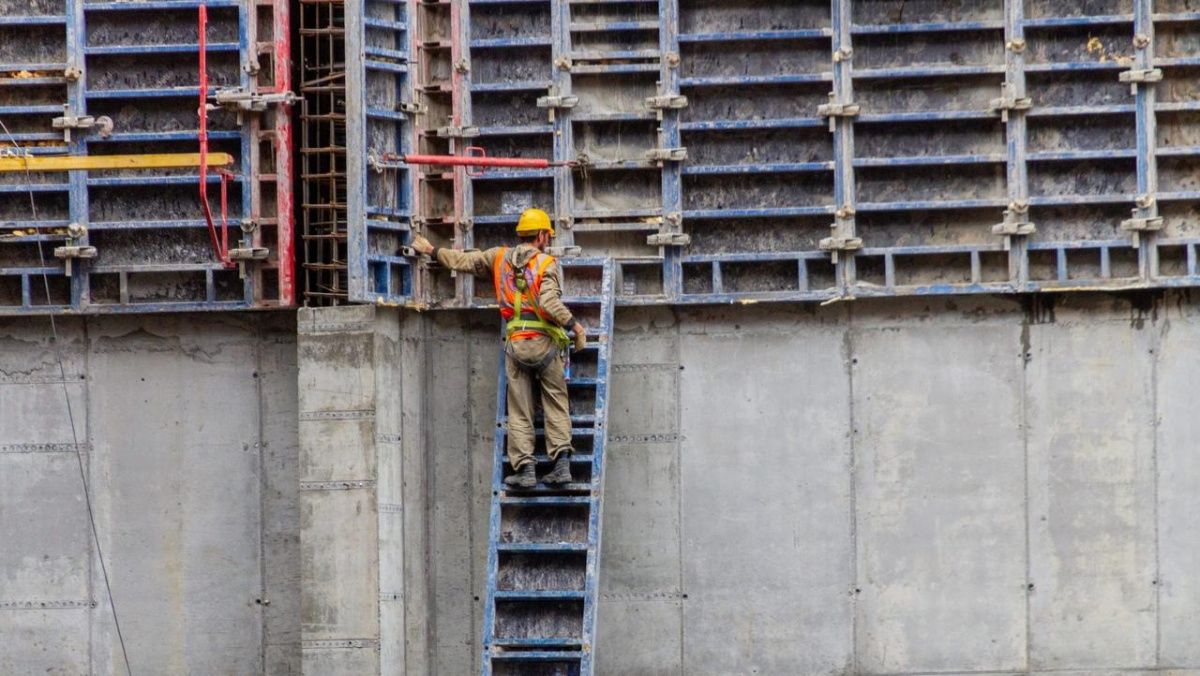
[492,247,562,342]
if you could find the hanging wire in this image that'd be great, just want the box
[0,117,134,676]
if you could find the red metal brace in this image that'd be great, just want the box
[198,4,235,269]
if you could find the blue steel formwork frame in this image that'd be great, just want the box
[336,1,1200,308]
[0,0,293,315]
[346,0,414,304]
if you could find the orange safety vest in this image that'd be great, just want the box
[492,247,562,343]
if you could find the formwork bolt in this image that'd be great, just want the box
[833,47,853,63]
[1006,39,1026,53]
[554,57,572,71]
[665,52,680,67]
[1008,200,1029,214]
[1133,34,1151,49]
[835,205,855,219]
[1136,194,1155,209]
[63,66,82,81]
[455,59,470,74]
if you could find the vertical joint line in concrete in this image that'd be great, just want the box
[830,0,858,292]
[254,323,266,670]
[1150,312,1162,664]
[1019,319,1033,670]
[844,315,860,674]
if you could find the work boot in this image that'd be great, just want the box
[541,453,573,485]
[504,462,537,489]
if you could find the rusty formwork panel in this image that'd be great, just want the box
[0,0,293,314]
[317,0,1200,308]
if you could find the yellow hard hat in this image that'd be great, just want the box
[515,208,554,236]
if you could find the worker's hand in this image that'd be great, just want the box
[572,321,587,351]
[411,235,435,256]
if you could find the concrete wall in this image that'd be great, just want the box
[0,313,299,675]
[418,292,1200,676]
[7,291,1200,675]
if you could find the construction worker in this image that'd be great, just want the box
[410,208,586,489]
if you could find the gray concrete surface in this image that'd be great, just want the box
[417,293,1200,675]
[0,313,298,675]
[7,292,1200,675]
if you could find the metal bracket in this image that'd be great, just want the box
[990,83,1032,122]
[1120,67,1163,94]
[646,95,688,110]
[212,88,299,112]
[818,94,860,132]
[54,245,97,277]
[992,202,1036,249]
[228,247,270,261]
[536,95,579,109]
[398,101,426,115]
[554,57,572,71]
[547,246,582,257]
[435,126,480,139]
[646,233,691,247]
[52,107,113,143]
[645,147,688,163]
[819,236,863,264]
[1120,215,1164,232]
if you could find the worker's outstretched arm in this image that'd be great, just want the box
[539,263,587,350]
[411,235,498,278]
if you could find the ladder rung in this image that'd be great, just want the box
[496,542,589,553]
[499,495,592,505]
[488,650,585,661]
[496,482,594,493]
[490,637,584,648]
[528,453,594,463]
[494,590,587,601]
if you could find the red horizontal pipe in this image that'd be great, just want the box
[401,154,553,169]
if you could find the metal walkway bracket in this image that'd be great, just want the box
[434,126,481,139]
[647,232,691,247]
[53,245,97,277]
[51,107,113,143]
[993,201,1036,249]
[818,94,860,132]
[646,147,688,163]
[990,83,1032,122]
[537,95,579,110]
[481,259,616,676]
[1120,67,1163,94]
[820,235,863,264]
[212,87,299,113]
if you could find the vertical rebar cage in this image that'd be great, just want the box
[0,0,294,314]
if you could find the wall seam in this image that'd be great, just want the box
[466,325,479,676]
[84,318,95,675]
[846,305,859,674]
[674,308,685,675]
[255,318,268,673]
[1152,313,1162,667]
[422,315,440,675]
[1021,318,1033,671]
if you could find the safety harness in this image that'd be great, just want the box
[493,247,571,353]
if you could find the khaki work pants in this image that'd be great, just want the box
[505,335,572,470]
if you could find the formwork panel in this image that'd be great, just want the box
[313,0,1200,307]
[0,0,294,315]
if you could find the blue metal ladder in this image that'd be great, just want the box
[481,259,616,676]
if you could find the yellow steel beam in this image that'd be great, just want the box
[0,152,235,173]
